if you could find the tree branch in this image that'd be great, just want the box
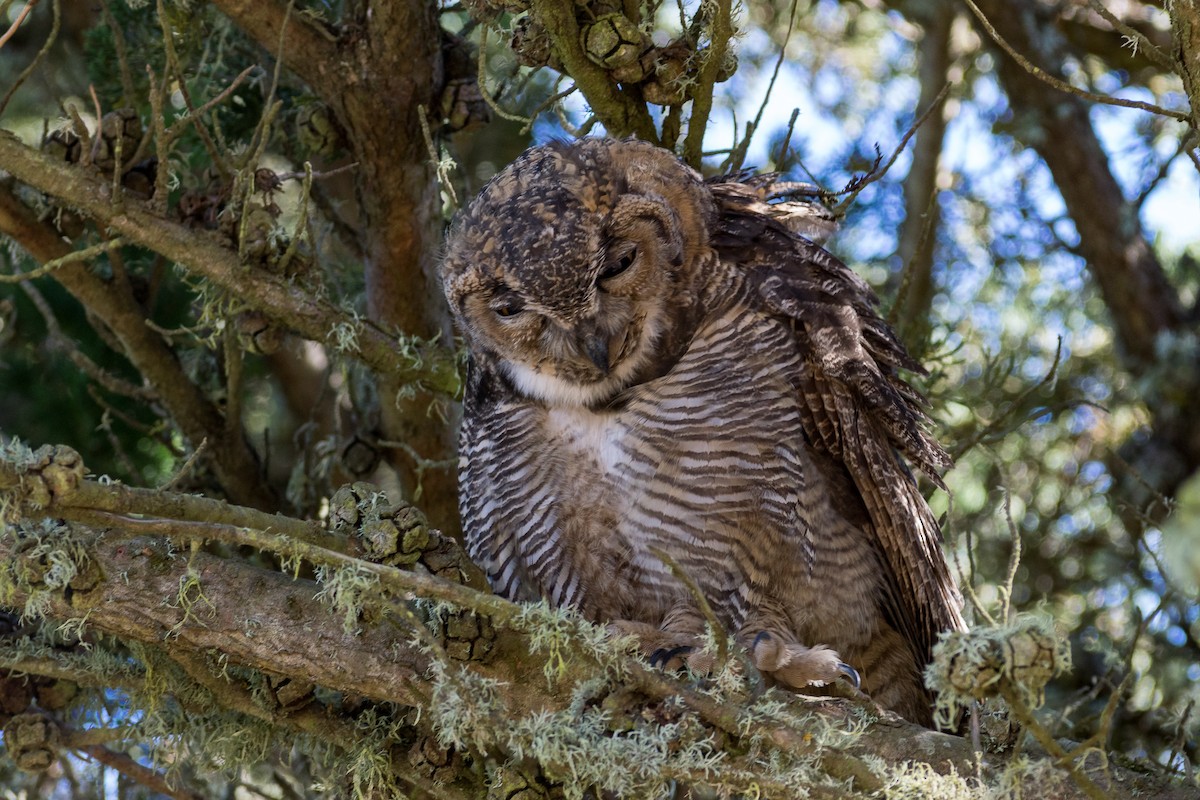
[528,0,659,142]
[0,184,276,510]
[208,0,341,100]
[0,135,461,397]
[891,2,953,358]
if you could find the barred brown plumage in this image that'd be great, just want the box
[441,138,966,726]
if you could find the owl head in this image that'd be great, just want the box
[442,139,716,407]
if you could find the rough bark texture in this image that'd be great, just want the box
[1168,0,1200,133]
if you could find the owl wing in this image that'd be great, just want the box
[708,177,966,665]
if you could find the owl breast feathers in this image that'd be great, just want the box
[441,138,965,726]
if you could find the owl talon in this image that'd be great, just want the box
[837,662,861,690]
[649,645,696,670]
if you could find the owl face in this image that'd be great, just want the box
[442,140,715,407]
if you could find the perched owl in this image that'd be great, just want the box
[442,139,965,725]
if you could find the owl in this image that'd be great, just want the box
[441,139,966,725]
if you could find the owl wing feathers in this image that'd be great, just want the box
[709,177,966,664]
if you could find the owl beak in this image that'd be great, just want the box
[581,332,611,374]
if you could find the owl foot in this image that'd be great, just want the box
[749,632,860,690]
[649,645,696,670]
[608,621,715,674]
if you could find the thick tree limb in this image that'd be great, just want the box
[3,446,1197,798]
[1167,0,1200,134]
[207,0,341,100]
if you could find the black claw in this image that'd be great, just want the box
[837,662,861,690]
[649,645,695,669]
[750,631,772,653]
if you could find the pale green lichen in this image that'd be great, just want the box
[313,562,380,634]
[882,761,981,800]
[329,313,363,354]
[511,601,636,685]
[429,659,504,751]
[926,615,1071,729]
[167,569,218,637]
[347,706,410,799]
[1,520,92,622]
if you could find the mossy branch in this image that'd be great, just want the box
[681,0,735,168]
[528,0,659,142]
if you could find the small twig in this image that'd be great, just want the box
[87,84,105,167]
[158,0,236,176]
[378,438,456,503]
[65,102,94,167]
[947,507,995,626]
[96,0,136,105]
[277,161,314,273]
[19,279,155,401]
[223,322,245,440]
[144,318,216,341]
[1166,700,1195,777]
[275,162,359,182]
[949,336,1063,461]
[523,83,579,133]
[476,27,534,126]
[164,65,257,149]
[997,683,1110,800]
[1070,595,1169,758]
[731,0,799,173]
[773,108,801,170]
[78,744,204,800]
[832,82,950,216]
[0,238,125,284]
[0,0,57,116]
[887,186,939,329]
[161,439,209,491]
[1085,0,1175,73]
[144,64,172,212]
[1134,131,1198,212]
[963,0,1188,122]
[91,389,158,456]
[0,0,37,50]
[998,489,1022,623]
[417,105,458,207]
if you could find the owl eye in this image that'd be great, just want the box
[492,296,526,319]
[599,247,637,282]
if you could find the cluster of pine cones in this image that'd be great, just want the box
[466,0,735,106]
